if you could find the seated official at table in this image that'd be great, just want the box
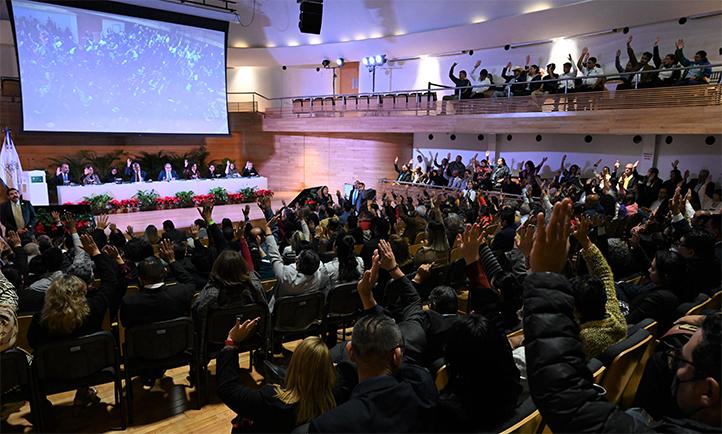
[242,161,259,177]
[52,163,77,186]
[102,166,124,184]
[158,163,179,182]
[226,161,241,178]
[125,158,147,182]
[183,160,201,180]
[81,165,101,185]
[205,163,225,179]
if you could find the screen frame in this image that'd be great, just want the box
[7,0,232,137]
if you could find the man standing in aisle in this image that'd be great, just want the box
[0,188,37,238]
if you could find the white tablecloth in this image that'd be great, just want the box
[57,177,268,204]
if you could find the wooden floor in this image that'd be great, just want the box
[2,341,305,434]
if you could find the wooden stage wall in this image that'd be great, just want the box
[1,102,414,200]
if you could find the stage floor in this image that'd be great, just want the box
[68,191,299,235]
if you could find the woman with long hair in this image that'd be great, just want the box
[183,160,201,180]
[435,313,522,432]
[217,328,337,432]
[141,224,160,244]
[388,234,415,274]
[318,186,334,209]
[193,250,266,351]
[226,161,241,178]
[414,220,450,267]
[205,163,224,179]
[27,234,123,411]
[324,234,364,287]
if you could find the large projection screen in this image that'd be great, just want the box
[9,0,230,134]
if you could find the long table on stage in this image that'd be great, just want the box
[57,177,268,204]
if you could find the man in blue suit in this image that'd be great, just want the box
[125,158,147,182]
[350,182,366,214]
[0,188,37,238]
[158,163,179,182]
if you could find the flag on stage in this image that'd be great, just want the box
[0,129,23,189]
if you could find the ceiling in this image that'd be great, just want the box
[2,0,720,67]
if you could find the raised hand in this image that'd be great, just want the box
[394,156,399,164]
[525,54,531,65]
[56,167,62,176]
[675,39,684,50]
[265,213,280,235]
[572,215,592,248]
[654,35,660,46]
[95,214,109,230]
[413,262,435,284]
[506,61,512,69]
[103,244,123,264]
[197,201,214,223]
[627,35,633,45]
[377,239,397,271]
[358,252,380,308]
[515,222,535,259]
[671,159,679,168]
[158,238,175,263]
[530,198,572,274]
[683,169,690,180]
[452,62,458,67]
[616,49,621,57]
[615,160,621,169]
[227,317,260,344]
[126,225,134,237]
[187,223,199,239]
[458,223,487,265]
[243,204,251,219]
[51,211,61,223]
[567,53,573,62]
[127,158,132,167]
[62,212,77,234]
[6,231,21,248]
[633,160,639,168]
[582,47,589,54]
[79,233,101,256]
[109,222,117,233]
[629,224,642,248]
[475,60,481,68]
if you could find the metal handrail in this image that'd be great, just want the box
[250,62,722,107]
[428,62,722,98]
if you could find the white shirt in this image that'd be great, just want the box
[581,65,602,87]
[470,66,491,93]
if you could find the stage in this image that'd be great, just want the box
[56,177,268,205]
[95,191,298,234]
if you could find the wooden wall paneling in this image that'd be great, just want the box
[262,106,722,135]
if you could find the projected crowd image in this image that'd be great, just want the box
[12,0,229,134]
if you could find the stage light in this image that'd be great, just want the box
[322,59,330,68]
[336,58,345,67]
[368,56,376,66]
[362,57,369,66]
[375,54,385,65]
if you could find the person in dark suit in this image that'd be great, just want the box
[119,241,196,385]
[51,163,77,185]
[125,158,147,182]
[0,188,37,237]
[309,241,437,433]
[119,242,195,328]
[241,161,259,177]
[157,163,179,182]
[344,215,365,245]
[490,207,520,253]
[161,220,187,242]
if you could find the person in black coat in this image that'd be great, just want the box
[161,220,188,243]
[522,198,722,433]
[490,207,519,253]
[310,240,437,433]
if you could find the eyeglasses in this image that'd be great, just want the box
[665,348,695,372]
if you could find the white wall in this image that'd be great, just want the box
[416,133,722,182]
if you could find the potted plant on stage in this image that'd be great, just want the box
[175,191,195,208]
[121,198,140,212]
[108,199,123,214]
[83,193,113,215]
[134,189,160,211]
[209,186,229,205]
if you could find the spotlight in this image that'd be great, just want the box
[362,57,369,66]
[336,58,345,67]
[375,54,386,65]
[368,56,376,66]
[322,59,330,68]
